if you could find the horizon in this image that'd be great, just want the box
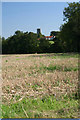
[2,2,68,39]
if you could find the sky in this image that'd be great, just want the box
[2,2,69,38]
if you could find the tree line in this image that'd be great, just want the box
[1,2,80,54]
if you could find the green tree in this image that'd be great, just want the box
[2,30,39,54]
[38,38,51,53]
[59,2,80,52]
[24,32,38,53]
[15,30,23,35]
[50,31,59,36]
[0,36,2,54]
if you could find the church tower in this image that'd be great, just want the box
[37,28,41,38]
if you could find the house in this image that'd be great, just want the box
[37,28,56,40]
[45,36,55,40]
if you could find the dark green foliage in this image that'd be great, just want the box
[38,38,51,53]
[59,2,80,52]
[2,30,51,54]
[50,31,59,36]
[0,36,2,54]
[50,2,80,53]
[2,31,38,54]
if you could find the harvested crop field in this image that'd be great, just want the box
[1,53,79,118]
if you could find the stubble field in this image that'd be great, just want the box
[2,53,79,118]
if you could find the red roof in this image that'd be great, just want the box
[45,36,53,38]
[37,36,55,40]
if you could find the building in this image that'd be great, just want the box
[37,28,56,40]
[45,36,55,40]
[37,28,41,38]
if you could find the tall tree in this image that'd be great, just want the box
[0,36,2,54]
[60,2,80,52]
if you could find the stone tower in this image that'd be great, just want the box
[37,28,41,38]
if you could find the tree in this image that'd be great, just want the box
[38,38,51,53]
[25,32,38,53]
[15,30,23,35]
[0,36,2,54]
[63,2,80,36]
[2,31,39,54]
[50,31,59,36]
[59,2,80,52]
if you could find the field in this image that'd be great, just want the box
[1,53,79,118]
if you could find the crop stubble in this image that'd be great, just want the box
[2,53,78,104]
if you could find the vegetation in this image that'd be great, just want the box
[2,53,79,118]
[0,36,2,54]
[2,2,80,54]
[2,96,78,118]
[59,2,80,52]
[1,1,80,118]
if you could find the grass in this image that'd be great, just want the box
[29,64,78,76]
[2,95,78,118]
[1,53,79,118]
[43,65,78,72]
